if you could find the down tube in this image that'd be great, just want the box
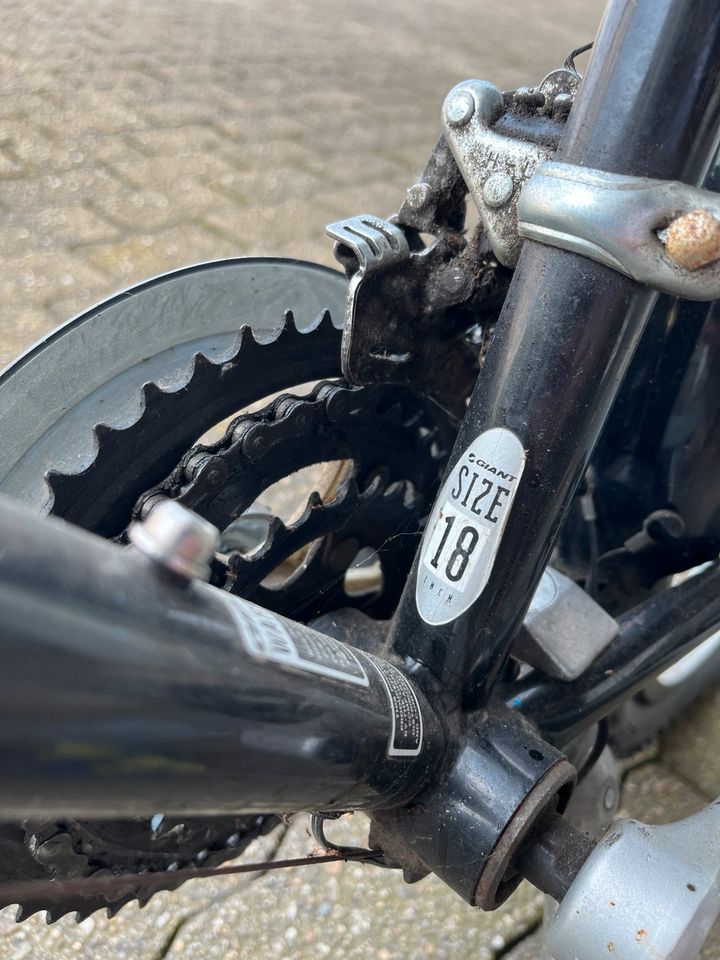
[0,495,443,818]
[389,0,720,704]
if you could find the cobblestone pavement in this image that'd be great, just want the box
[3,0,720,958]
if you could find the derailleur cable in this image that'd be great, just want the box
[0,849,381,909]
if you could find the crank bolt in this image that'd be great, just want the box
[129,499,220,582]
[663,208,720,271]
[603,785,617,812]
[445,89,475,127]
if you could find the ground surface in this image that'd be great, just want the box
[2,0,720,958]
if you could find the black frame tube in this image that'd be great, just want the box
[389,0,720,706]
[508,561,720,745]
[0,497,443,817]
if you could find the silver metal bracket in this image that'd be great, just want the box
[325,214,415,383]
[441,80,557,267]
[514,566,618,681]
[326,215,410,276]
[519,161,720,300]
[441,76,720,297]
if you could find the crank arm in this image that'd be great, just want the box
[546,800,720,960]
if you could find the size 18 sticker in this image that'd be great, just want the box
[416,427,526,625]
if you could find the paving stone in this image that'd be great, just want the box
[620,760,707,824]
[128,125,232,159]
[0,249,107,305]
[0,306,53,369]
[1,166,127,213]
[661,686,720,799]
[83,223,239,285]
[2,125,93,178]
[89,184,217,232]
[29,204,119,246]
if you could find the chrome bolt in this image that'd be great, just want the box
[482,172,515,209]
[445,89,475,127]
[129,499,220,581]
[406,181,432,210]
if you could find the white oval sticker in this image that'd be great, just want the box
[416,428,526,625]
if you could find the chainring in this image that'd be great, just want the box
[139,376,454,620]
[2,814,281,924]
[0,259,457,921]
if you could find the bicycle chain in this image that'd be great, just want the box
[137,378,454,619]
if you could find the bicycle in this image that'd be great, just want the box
[1,0,720,957]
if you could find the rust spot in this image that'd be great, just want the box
[635,930,647,941]
[603,828,622,848]
[664,209,720,271]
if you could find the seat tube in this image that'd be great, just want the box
[389,0,720,706]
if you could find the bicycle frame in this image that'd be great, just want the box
[1,0,720,917]
[389,0,720,706]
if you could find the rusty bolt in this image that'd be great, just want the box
[663,208,720,271]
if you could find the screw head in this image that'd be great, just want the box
[129,499,220,581]
[406,181,432,211]
[445,90,475,127]
[482,171,514,209]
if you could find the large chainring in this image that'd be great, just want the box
[5,814,281,923]
[0,259,458,921]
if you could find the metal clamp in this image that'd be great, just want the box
[441,80,557,267]
[326,215,410,274]
[325,214,415,380]
[518,161,720,300]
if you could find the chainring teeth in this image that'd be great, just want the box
[46,309,341,536]
[225,473,429,621]
[26,283,456,917]
[225,471,383,586]
[1,813,280,924]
